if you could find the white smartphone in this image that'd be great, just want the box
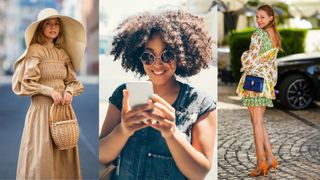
[126,81,154,108]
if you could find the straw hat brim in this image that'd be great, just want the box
[14,13,86,71]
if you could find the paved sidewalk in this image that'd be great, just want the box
[218,82,320,179]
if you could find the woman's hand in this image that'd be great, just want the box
[63,91,73,105]
[142,94,176,139]
[51,91,63,105]
[120,89,152,137]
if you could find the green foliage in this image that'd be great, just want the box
[228,28,307,81]
[247,0,259,7]
[278,29,307,57]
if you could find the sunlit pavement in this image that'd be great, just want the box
[218,81,320,179]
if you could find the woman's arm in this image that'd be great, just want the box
[165,110,216,179]
[62,57,84,105]
[99,90,151,164]
[240,31,262,73]
[64,59,84,97]
[99,104,129,164]
[144,94,216,179]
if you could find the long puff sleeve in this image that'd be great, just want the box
[240,31,262,73]
[17,44,54,96]
[63,52,84,96]
[271,57,278,86]
[260,49,278,87]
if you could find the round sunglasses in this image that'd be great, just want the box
[140,50,175,65]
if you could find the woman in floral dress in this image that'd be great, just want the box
[236,5,281,177]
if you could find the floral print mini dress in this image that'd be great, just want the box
[236,28,279,107]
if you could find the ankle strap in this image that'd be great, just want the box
[257,155,266,161]
[266,152,275,157]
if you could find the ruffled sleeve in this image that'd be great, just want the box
[63,50,84,96]
[259,48,278,85]
[271,56,278,86]
[240,30,262,73]
[18,44,54,96]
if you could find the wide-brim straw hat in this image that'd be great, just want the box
[14,8,86,71]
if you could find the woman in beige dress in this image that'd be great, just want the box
[12,8,86,179]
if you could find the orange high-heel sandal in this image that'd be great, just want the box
[248,156,268,177]
[267,156,278,175]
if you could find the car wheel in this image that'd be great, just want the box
[279,74,314,110]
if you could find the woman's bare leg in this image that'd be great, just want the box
[248,106,266,168]
[260,107,275,165]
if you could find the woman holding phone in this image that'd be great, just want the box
[100,10,216,179]
[236,5,281,176]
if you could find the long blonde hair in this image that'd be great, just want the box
[257,5,281,49]
[31,18,64,47]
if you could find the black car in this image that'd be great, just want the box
[275,52,320,109]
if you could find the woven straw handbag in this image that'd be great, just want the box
[49,104,79,150]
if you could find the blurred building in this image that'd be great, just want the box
[83,0,98,75]
[216,0,320,45]
[186,0,218,64]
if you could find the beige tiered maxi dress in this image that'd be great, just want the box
[14,43,84,179]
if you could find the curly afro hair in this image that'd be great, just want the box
[111,10,213,77]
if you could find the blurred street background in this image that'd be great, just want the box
[99,0,218,179]
[0,0,99,179]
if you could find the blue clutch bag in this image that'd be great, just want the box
[243,75,264,92]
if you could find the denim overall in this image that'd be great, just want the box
[109,82,215,180]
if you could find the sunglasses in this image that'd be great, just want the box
[140,50,175,65]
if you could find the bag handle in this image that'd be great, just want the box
[49,104,76,123]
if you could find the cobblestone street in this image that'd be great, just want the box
[218,83,320,179]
